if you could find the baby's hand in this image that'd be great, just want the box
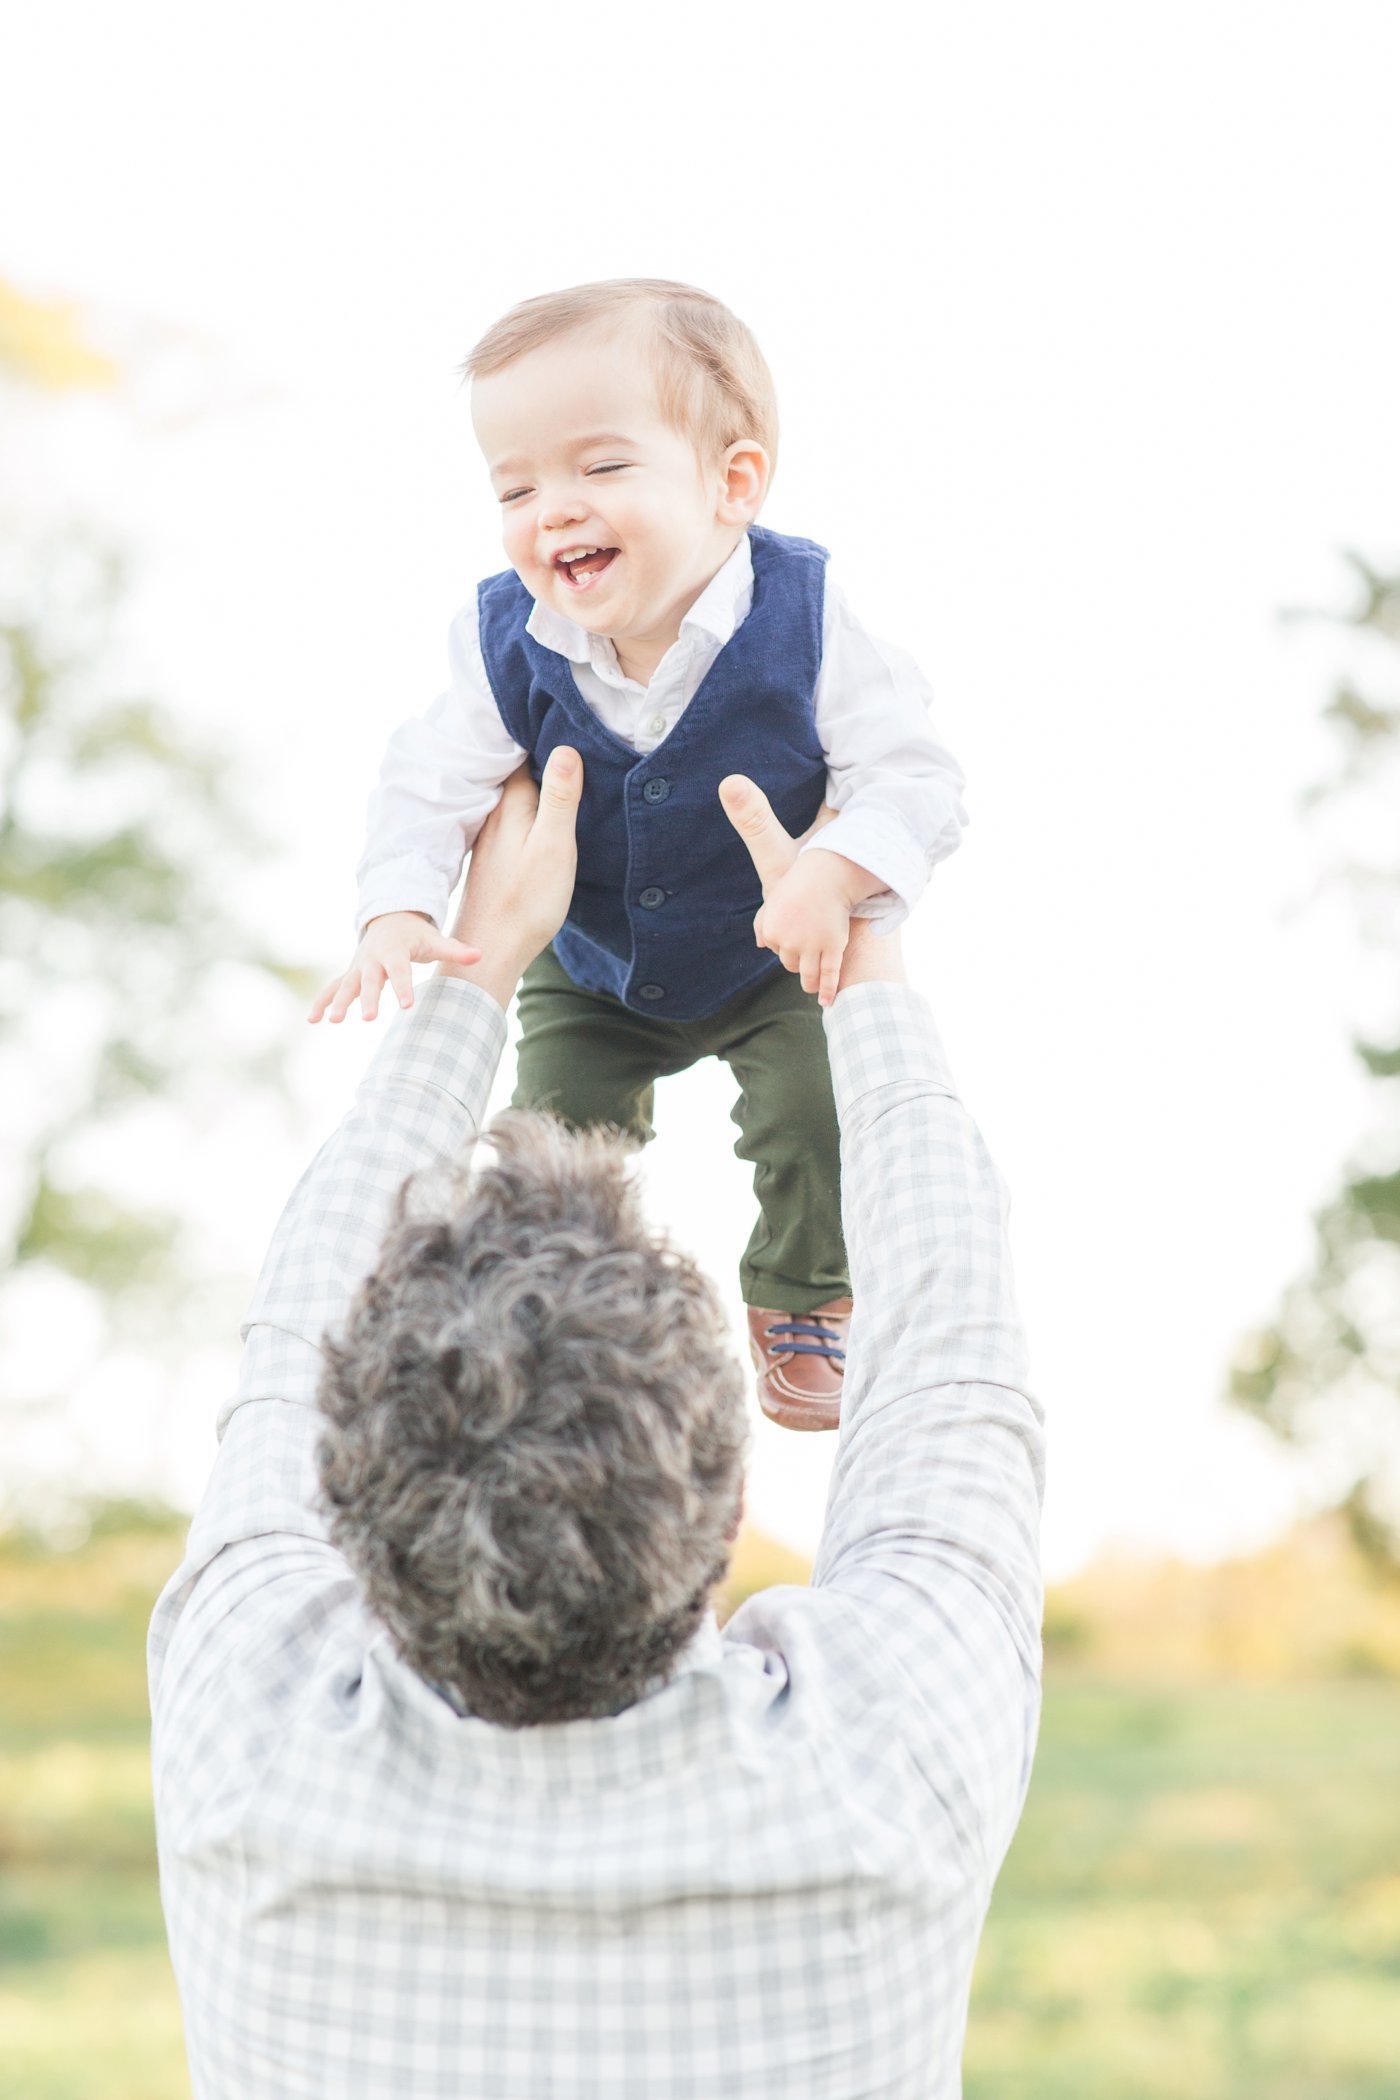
[753,854,858,1008]
[308,911,481,1023]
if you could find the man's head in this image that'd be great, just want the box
[317,1108,749,1728]
[465,279,777,663]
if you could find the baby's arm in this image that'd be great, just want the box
[802,574,967,923]
[310,599,527,1023]
[750,575,967,1005]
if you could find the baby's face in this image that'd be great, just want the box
[473,322,747,656]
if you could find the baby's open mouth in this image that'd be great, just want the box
[555,546,619,591]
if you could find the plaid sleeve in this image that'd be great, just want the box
[228,977,506,1429]
[811,981,1046,1865]
[150,978,507,1673]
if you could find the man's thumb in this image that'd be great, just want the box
[538,745,583,817]
[719,774,795,887]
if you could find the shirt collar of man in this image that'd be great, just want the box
[524,531,755,681]
[426,1608,726,1721]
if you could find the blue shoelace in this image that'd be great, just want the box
[764,1316,846,1362]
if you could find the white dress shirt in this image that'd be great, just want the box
[149,973,1044,2100]
[354,532,968,937]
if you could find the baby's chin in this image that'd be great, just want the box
[552,574,631,629]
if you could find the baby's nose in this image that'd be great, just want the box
[539,493,589,529]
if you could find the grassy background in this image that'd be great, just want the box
[3,1509,1399,2099]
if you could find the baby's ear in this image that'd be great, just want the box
[716,439,771,524]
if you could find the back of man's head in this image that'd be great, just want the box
[317,1110,749,1727]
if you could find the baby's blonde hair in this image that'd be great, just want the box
[461,277,779,484]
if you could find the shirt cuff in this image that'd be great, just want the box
[798,809,932,923]
[355,856,454,938]
[359,972,509,1104]
[849,889,907,930]
[823,981,958,1123]
[356,902,444,939]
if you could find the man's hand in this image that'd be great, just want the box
[309,911,482,1025]
[434,747,584,1011]
[719,775,906,997]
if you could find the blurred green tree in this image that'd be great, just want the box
[0,277,313,1517]
[1230,555,1400,1567]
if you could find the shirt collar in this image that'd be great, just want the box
[422,1606,724,1720]
[524,531,755,673]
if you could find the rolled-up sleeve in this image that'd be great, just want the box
[801,577,968,930]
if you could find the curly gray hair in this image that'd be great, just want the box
[316,1109,749,1728]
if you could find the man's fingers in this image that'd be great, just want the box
[818,949,842,1009]
[423,932,482,966]
[718,775,799,893]
[495,762,541,823]
[386,958,414,1011]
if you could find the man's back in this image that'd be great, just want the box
[150,978,1043,2099]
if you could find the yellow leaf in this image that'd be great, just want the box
[0,277,120,392]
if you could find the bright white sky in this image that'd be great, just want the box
[6,2,1400,1577]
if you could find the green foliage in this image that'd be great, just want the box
[966,1679,1400,2100]
[0,521,323,1530]
[0,535,314,1362]
[0,287,319,1492]
[1229,555,1400,1565]
[0,1507,187,2098]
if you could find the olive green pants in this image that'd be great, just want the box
[511,945,850,1312]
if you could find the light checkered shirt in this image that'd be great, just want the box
[149,976,1044,2099]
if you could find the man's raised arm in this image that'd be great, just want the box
[719,776,1045,1871]
[151,752,585,1641]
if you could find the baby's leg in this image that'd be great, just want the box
[511,943,690,1143]
[711,968,849,1313]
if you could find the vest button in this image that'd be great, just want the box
[637,983,666,1001]
[642,777,671,804]
[638,886,666,910]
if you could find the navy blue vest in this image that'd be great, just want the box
[477,524,830,1021]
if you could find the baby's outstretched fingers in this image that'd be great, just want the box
[386,956,414,1011]
[307,972,343,1024]
[311,968,361,1025]
[359,962,387,1022]
[323,970,363,1025]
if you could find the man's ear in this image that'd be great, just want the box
[715,440,770,527]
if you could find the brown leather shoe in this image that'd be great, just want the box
[747,1297,852,1432]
